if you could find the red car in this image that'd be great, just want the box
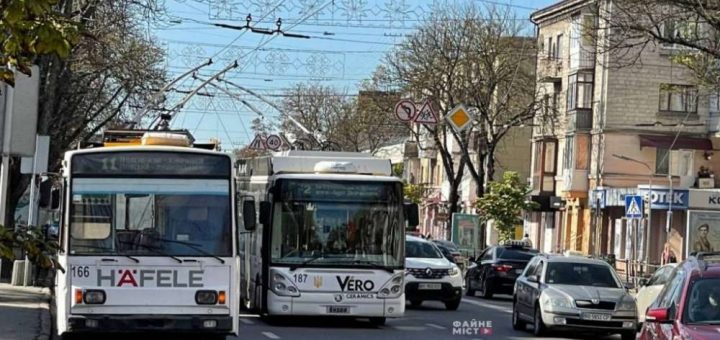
[639,252,720,340]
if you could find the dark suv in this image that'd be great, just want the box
[639,252,720,340]
[465,242,538,298]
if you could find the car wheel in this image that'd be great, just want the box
[620,331,636,340]
[479,277,494,299]
[369,317,386,326]
[445,297,461,310]
[533,304,546,336]
[465,276,475,296]
[410,299,422,307]
[512,300,527,331]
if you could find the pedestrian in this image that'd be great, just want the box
[522,233,533,247]
[662,242,677,264]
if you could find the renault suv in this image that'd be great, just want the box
[405,235,463,310]
[639,252,720,340]
[512,254,637,340]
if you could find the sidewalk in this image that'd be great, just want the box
[0,283,52,340]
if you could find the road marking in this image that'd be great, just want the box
[393,326,427,331]
[239,318,254,325]
[262,331,280,339]
[426,323,446,329]
[461,298,512,314]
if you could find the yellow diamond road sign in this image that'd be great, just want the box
[446,104,473,131]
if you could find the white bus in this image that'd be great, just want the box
[52,131,238,339]
[237,151,418,325]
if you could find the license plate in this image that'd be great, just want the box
[515,269,523,274]
[418,283,441,290]
[327,306,349,314]
[582,313,611,321]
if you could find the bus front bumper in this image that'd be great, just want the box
[267,291,405,317]
[67,314,233,333]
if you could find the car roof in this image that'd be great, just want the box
[538,254,611,266]
[406,235,431,243]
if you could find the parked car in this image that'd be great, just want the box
[432,240,466,271]
[512,254,637,340]
[639,252,720,340]
[465,241,538,298]
[405,235,463,310]
[635,263,677,325]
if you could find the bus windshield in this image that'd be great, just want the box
[270,179,404,269]
[69,178,232,257]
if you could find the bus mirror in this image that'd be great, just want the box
[243,201,257,231]
[50,188,61,211]
[259,201,272,226]
[405,203,419,227]
[39,180,53,208]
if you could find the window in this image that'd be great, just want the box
[496,248,538,261]
[659,84,697,113]
[555,34,563,60]
[544,141,557,173]
[533,139,558,193]
[547,36,553,57]
[532,260,544,277]
[656,149,694,175]
[563,137,574,171]
[660,20,698,49]
[523,258,538,276]
[567,73,593,109]
[545,262,620,288]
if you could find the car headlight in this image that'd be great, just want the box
[543,296,573,310]
[449,266,460,276]
[618,297,636,311]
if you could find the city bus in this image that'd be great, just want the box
[237,150,418,325]
[52,131,238,339]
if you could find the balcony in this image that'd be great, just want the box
[538,56,563,83]
[569,48,595,71]
[562,169,588,192]
[567,109,593,132]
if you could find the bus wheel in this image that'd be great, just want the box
[370,317,386,326]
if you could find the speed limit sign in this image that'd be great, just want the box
[266,134,283,151]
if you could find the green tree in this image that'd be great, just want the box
[1,0,79,84]
[403,183,426,205]
[475,172,537,242]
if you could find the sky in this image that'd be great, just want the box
[149,0,558,149]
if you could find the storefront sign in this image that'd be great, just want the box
[637,188,689,210]
[688,190,720,210]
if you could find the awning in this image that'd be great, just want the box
[639,135,713,150]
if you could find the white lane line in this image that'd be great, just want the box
[239,318,254,325]
[393,326,427,331]
[262,331,280,339]
[462,298,513,314]
[426,323,446,330]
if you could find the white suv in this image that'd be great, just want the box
[405,235,463,310]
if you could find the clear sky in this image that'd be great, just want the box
[150,0,559,149]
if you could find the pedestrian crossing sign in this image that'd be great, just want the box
[625,195,643,219]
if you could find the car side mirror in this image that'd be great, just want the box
[467,256,475,263]
[527,275,539,283]
[405,203,419,227]
[259,201,272,226]
[242,200,257,231]
[646,307,672,323]
[624,282,636,290]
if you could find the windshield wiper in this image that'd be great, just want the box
[289,253,326,271]
[156,238,225,264]
[117,240,182,263]
[348,259,394,273]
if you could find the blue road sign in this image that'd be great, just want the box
[625,195,643,219]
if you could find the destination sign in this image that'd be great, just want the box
[279,180,401,203]
[72,152,231,177]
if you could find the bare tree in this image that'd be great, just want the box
[384,4,540,231]
[5,0,167,226]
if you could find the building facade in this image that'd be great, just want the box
[528,0,720,268]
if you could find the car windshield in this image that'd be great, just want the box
[435,241,459,252]
[497,248,538,260]
[686,278,720,324]
[406,240,443,258]
[69,178,232,257]
[545,262,620,288]
[269,179,404,268]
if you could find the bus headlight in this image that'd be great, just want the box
[195,290,218,305]
[377,273,404,299]
[83,290,106,304]
[270,269,301,297]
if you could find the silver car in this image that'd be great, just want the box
[512,254,637,340]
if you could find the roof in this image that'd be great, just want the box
[542,254,610,265]
[406,235,431,243]
[530,0,591,24]
[64,145,231,158]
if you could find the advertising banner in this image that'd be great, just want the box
[687,211,720,256]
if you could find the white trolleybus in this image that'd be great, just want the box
[53,130,238,339]
[237,151,419,325]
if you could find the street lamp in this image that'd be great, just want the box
[612,154,653,279]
